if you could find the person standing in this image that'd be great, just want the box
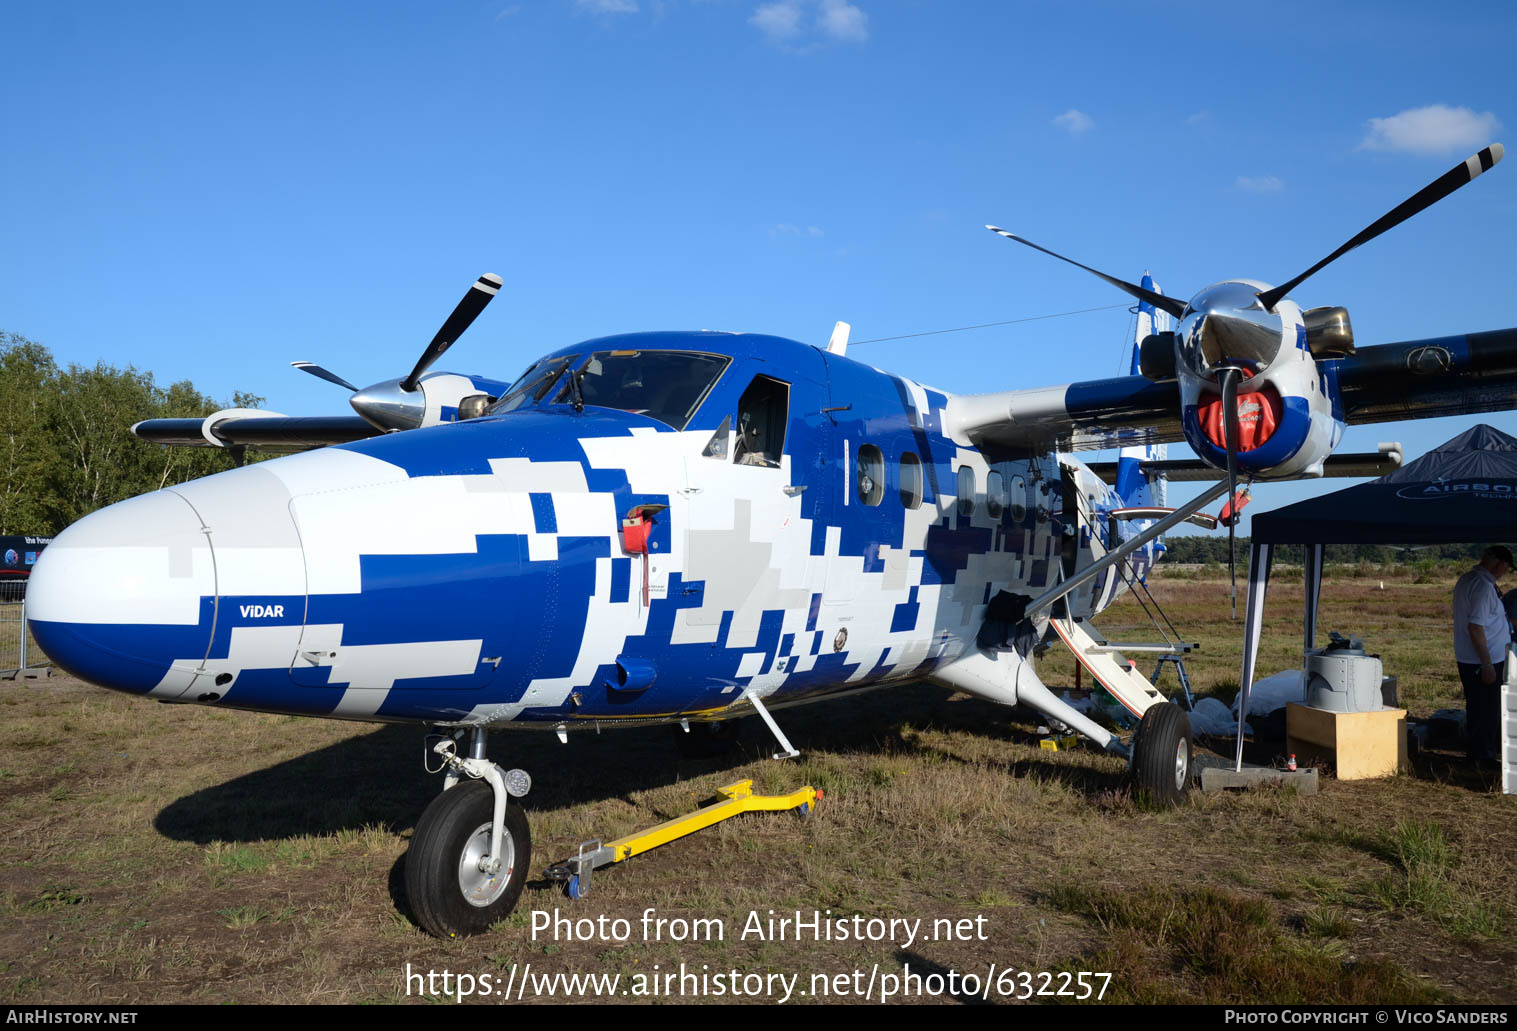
[1453,545,1513,762]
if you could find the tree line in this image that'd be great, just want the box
[1159,535,1488,565]
[1,330,261,536]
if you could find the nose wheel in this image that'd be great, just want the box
[405,779,531,938]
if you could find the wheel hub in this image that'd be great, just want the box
[458,822,514,908]
[1173,738,1188,790]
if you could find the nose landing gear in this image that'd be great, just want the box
[406,729,532,938]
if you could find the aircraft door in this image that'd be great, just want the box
[1057,460,1107,617]
[679,365,831,646]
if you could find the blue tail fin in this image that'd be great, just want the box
[1115,273,1171,507]
[1115,274,1172,565]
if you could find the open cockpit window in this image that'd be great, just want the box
[555,350,730,429]
[488,355,579,415]
[733,375,789,468]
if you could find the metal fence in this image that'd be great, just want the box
[1,579,49,676]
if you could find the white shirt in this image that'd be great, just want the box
[1453,565,1510,665]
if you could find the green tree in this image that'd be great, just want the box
[0,333,63,534]
[0,330,262,534]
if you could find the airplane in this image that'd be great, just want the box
[26,144,1516,938]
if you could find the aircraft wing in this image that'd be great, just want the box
[948,327,1517,453]
[132,412,383,451]
[1329,328,1517,425]
[947,375,1185,452]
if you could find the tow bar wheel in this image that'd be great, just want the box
[406,780,531,938]
[1130,701,1193,807]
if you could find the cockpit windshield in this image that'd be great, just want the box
[555,350,730,429]
[488,355,579,415]
[486,349,730,428]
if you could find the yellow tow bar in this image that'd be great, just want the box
[546,779,821,899]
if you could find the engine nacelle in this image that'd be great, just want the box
[1173,280,1344,480]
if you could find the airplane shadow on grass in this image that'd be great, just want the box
[153,683,1130,845]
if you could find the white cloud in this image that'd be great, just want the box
[751,0,867,46]
[818,0,867,42]
[1052,109,1094,135]
[576,0,639,13]
[769,223,825,238]
[1236,175,1284,193]
[751,0,803,40]
[1361,104,1501,155]
[1186,110,1210,125]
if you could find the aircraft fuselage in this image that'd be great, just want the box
[29,331,1136,729]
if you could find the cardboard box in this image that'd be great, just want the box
[1286,703,1408,780]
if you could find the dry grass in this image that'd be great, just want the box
[1043,563,1471,715]
[0,567,1513,1005]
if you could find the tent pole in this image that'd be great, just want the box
[1235,542,1272,772]
[1304,542,1323,653]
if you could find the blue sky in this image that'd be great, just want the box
[3,1,1514,532]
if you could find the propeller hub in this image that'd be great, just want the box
[350,378,426,431]
[1178,281,1286,380]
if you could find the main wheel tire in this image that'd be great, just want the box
[405,780,530,938]
[674,719,743,759]
[1130,702,1193,808]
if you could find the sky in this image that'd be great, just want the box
[3,0,1515,534]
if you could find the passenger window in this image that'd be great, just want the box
[1009,474,1027,522]
[899,453,923,509]
[857,445,884,506]
[986,470,1005,519]
[733,376,789,468]
[957,466,975,516]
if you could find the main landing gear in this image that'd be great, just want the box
[406,728,532,938]
[1128,701,1193,807]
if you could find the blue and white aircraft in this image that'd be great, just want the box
[27,145,1517,937]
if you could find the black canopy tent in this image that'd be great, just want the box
[1232,425,1517,769]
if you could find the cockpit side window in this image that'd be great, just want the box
[732,375,790,468]
[702,415,731,459]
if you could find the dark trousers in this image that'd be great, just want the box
[1457,662,1501,762]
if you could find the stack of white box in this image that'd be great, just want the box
[1504,648,1516,796]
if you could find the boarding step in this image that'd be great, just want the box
[1048,617,1169,720]
[1085,642,1199,655]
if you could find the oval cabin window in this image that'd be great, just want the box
[899,453,923,510]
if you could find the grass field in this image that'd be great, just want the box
[1,565,1513,1005]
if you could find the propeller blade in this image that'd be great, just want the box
[290,362,360,393]
[1219,369,1242,620]
[1258,143,1504,311]
[399,273,504,393]
[985,226,1188,319]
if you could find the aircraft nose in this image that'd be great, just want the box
[27,490,216,697]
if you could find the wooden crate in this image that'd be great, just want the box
[1286,703,1408,780]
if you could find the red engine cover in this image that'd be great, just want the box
[1199,382,1283,452]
